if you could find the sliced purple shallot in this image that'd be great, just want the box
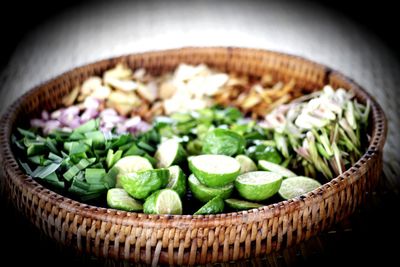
[31,97,150,135]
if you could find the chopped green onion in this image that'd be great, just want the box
[31,162,62,179]
[48,152,63,163]
[63,158,95,181]
[18,160,33,175]
[73,118,100,133]
[84,131,105,148]
[85,168,106,184]
[17,128,36,138]
[28,155,45,165]
[124,143,146,156]
[106,149,122,169]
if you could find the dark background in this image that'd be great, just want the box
[0,0,398,266]
[1,0,399,71]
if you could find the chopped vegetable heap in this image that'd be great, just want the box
[12,64,370,215]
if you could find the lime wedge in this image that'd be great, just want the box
[120,169,169,200]
[194,195,224,215]
[225,198,263,210]
[188,174,233,202]
[188,154,240,187]
[143,189,182,215]
[258,160,296,178]
[107,188,143,211]
[166,165,187,198]
[235,155,257,174]
[113,156,153,187]
[235,171,283,201]
[155,139,186,168]
[278,176,321,200]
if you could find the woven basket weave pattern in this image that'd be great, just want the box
[0,47,386,265]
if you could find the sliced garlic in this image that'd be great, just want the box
[159,82,176,99]
[103,63,132,81]
[133,68,146,80]
[90,85,111,100]
[106,77,138,92]
[81,76,102,95]
[137,81,158,102]
[107,91,141,115]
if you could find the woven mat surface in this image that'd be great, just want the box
[0,0,399,265]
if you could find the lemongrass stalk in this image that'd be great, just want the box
[353,100,362,120]
[312,128,333,157]
[332,142,343,175]
[329,158,339,177]
[345,101,357,130]
[339,118,360,147]
[281,156,292,168]
[306,131,332,179]
[330,123,339,144]
[338,128,355,152]
[361,100,371,126]
[288,132,300,149]
[274,131,289,158]
[316,143,332,159]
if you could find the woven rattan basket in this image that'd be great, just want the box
[0,47,387,265]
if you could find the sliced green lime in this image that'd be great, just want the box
[188,154,240,187]
[225,198,263,210]
[107,188,143,211]
[278,176,322,200]
[258,160,296,178]
[194,195,224,215]
[202,128,246,156]
[120,169,169,200]
[155,139,186,168]
[235,171,283,201]
[143,189,182,215]
[113,155,153,187]
[166,165,187,198]
[235,155,257,174]
[188,174,233,202]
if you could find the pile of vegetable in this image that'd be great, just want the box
[13,118,161,202]
[12,64,371,215]
[261,86,370,179]
[30,63,301,136]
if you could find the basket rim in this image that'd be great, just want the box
[0,46,387,228]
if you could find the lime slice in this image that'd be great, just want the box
[258,160,296,178]
[194,195,224,215]
[278,176,322,200]
[235,155,257,174]
[113,156,153,187]
[143,189,182,215]
[155,139,186,168]
[188,174,233,202]
[235,171,283,201]
[225,198,263,210]
[120,169,169,200]
[166,165,187,198]
[188,155,240,187]
[107,188,143,211]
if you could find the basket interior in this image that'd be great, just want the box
[1,47,387,223]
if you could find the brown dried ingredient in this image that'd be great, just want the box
[213,74,297,118]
